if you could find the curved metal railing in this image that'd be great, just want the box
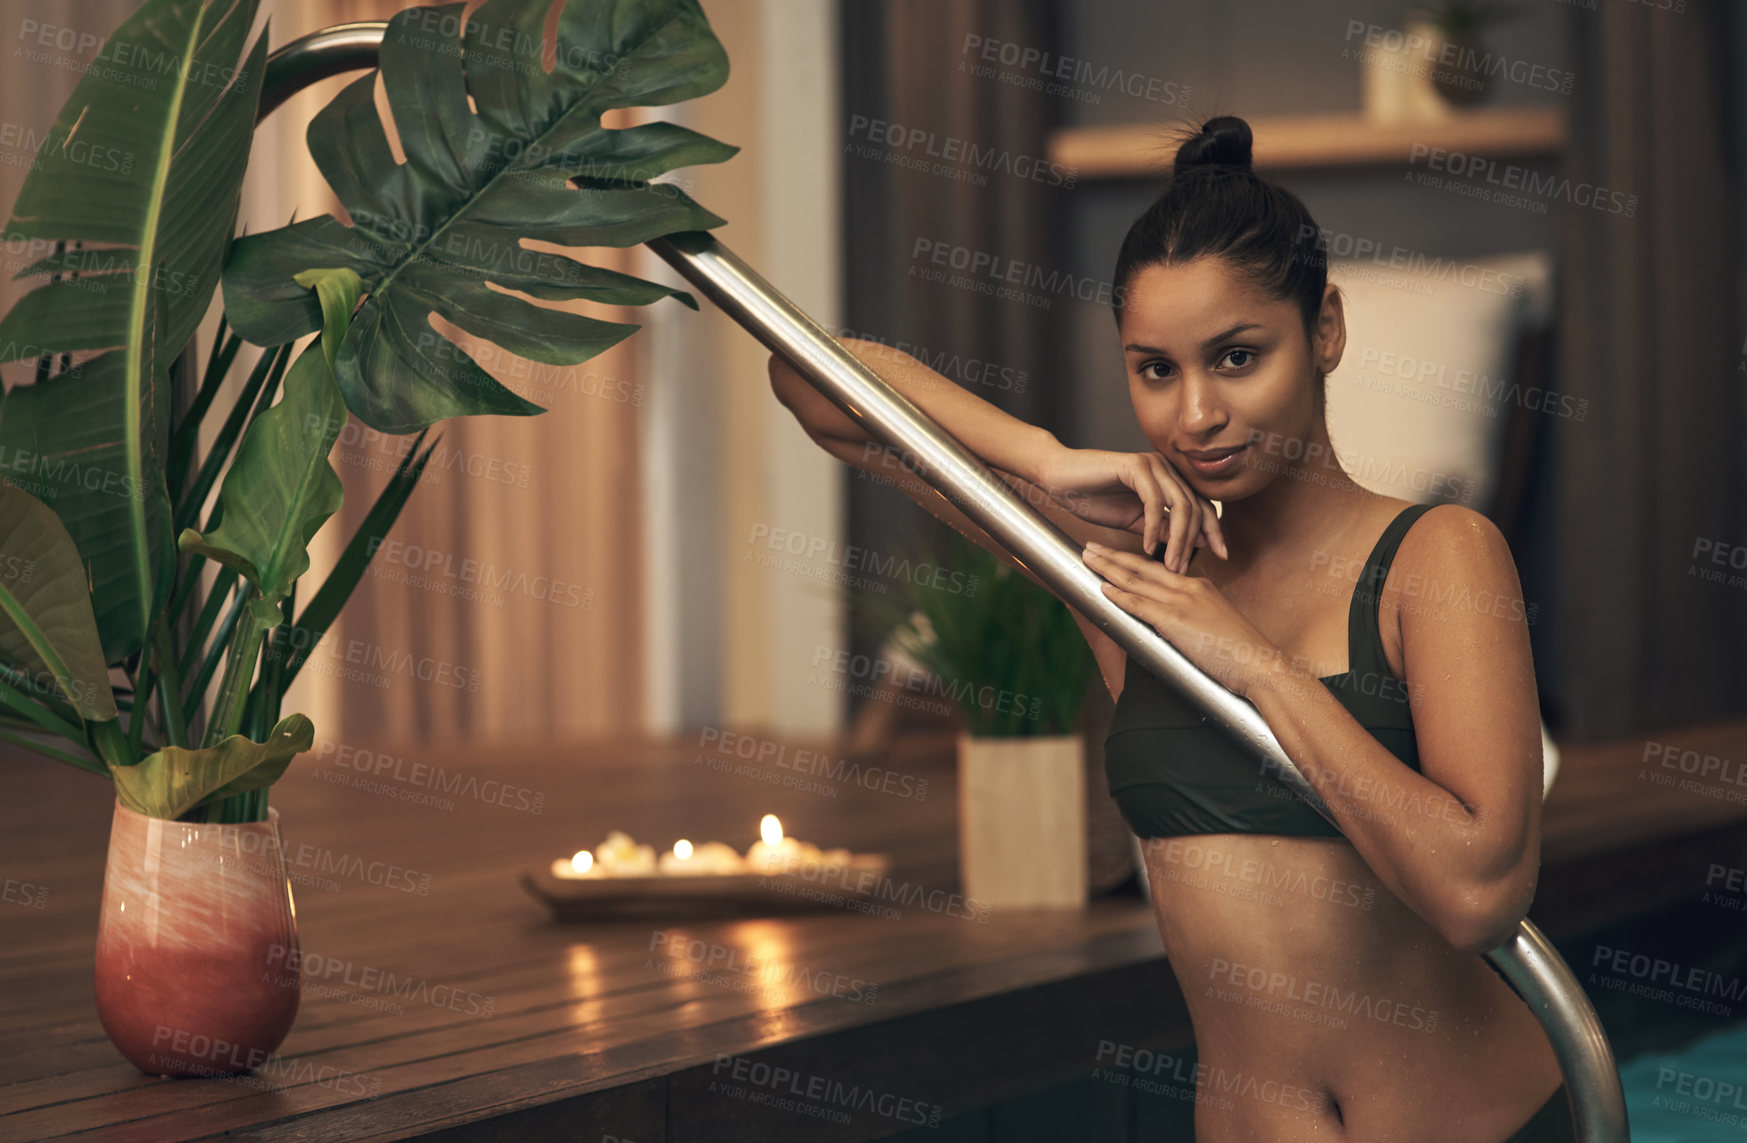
[257,23,1629,1142]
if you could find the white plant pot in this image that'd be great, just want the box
[957,733,1087,911]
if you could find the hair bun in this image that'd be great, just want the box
[1174,115,1253,172]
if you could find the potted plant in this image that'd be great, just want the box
[0,0,734,1074]
[856,529,1096,910]
[1415,0,1526,107]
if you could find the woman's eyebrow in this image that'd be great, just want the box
[1123,322,1263,355]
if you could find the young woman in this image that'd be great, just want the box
[769,115,1568,1143]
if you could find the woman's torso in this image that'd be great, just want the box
[1099,497,1564,1141]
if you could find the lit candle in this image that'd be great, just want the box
[744,814,826,874]
[549,848,605,879]
[657,838,696,874]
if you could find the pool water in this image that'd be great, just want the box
[1552,891,1747,1142]
[1616,1017,1747,1140]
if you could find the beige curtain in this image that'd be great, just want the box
[257,0,648,745]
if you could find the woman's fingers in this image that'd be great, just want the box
[1083,541,1180,606]
[1127,457,1165,559]
[1147,454,1198,574]
[1201,498,1230,560]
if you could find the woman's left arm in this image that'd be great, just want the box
[1247,507,1544,954]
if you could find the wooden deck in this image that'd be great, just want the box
[2,718,1743,1142]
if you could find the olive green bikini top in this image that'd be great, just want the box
[1103,503,1436,839]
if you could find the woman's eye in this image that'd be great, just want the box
[1140,361,1173,381]
[1221,348,1255,369]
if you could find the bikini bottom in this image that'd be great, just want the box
[1500,1083,1574,1143]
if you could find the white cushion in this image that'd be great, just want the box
[1323,250,1554,512]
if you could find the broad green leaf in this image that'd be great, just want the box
[221,0,735,433]
[113,713,313,820]
[0,0,264,658]
[0,480,118,720]
[0,0,266,363]
[176,276,356,604]
[0,348,176,661]
[277,430,436,689]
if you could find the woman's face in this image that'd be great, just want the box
[1117,257,1343,499]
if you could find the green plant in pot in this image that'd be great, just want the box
[1414,0,1526,107]
[0,0,734,1075]
[855,528,1096,911]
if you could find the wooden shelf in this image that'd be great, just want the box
[1048,105,1566,180]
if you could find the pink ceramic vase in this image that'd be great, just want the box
[93,801,301,1076]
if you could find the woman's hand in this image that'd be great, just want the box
[1081,541,1285,700]
[1035,446,1228,573]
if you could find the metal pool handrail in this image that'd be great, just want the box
[258,23,1629,1142]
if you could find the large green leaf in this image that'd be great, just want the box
[0,343,176,662]
[177,270,359,604]
[113,713,313,820]
[0,0,265,362]
[0,0,265,658]
[0,480,118,721]
[221,0,736,433]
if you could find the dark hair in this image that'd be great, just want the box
[1112,115,1328,340]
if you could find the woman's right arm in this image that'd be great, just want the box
[766,337,1195,699]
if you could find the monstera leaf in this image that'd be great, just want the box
[0,0,266,658]
[222,0,737,433]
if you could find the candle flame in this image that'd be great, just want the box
[570,849,593,874]
[760,813,783,846]
[674,838,693,859]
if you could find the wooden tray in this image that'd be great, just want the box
[521,854,892,921]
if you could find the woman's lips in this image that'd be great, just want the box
[1184,443,1248,475]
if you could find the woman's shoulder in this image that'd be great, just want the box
[1384,500,1522,610]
